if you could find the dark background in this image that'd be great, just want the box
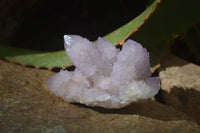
[0,0,149,51]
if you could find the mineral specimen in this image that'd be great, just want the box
[47,35,160,108]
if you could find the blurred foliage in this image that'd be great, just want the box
[131,0,200,66]
[171,24,200,65]
[182,24,200,63]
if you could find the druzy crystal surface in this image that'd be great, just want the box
[47,35,160,108]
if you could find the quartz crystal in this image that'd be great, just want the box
[47,35,160,108]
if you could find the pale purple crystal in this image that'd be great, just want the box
[47,35,160,108]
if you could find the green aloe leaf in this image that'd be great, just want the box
[103,0,161,45]
[0,0,160,69]
[0,45,71,68]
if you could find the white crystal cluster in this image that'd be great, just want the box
[47,35,160,108]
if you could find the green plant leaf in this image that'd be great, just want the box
[0,0,160,69]
[131,0,200,67]
[0,45,72,68]
[0,45,41,57]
